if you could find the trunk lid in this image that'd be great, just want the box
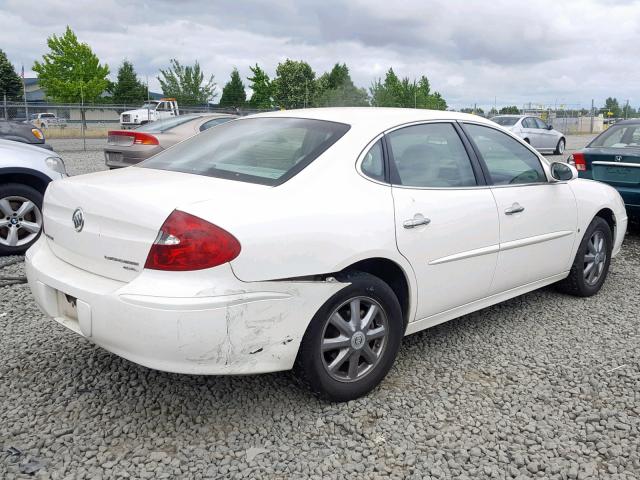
[43,167,266,282]
[584,147,640,187]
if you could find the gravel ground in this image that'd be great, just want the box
[1,136,638,479]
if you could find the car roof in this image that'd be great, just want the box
[248,107,496,132]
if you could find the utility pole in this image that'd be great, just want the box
[80,83,86,152]
[21,64,28,121]
[590,99,594,133]
[624,99,629,119]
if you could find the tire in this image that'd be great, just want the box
[555,138,566,155]
[556,217,612,297]
[295,271,404,402]
[0,183,44,255]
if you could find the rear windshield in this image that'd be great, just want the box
[136,114,202,133]
[589,124,640,148]
[140,117,350,185]
[490,116,519,126]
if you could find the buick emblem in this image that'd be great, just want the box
[614,155,622,162]
[72,208,85,232]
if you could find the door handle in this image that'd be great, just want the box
[504,203,525,215]
[403,215,431,229]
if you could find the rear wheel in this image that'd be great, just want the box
[0,183,44,255]
[295,271,403,402]
[556,217,612,296]
[555,138,566,155]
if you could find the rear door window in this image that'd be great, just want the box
[387,123,477,188]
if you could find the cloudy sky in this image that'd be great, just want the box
[0,0,638,110]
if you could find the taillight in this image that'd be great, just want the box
[107,130,159,146]
[569,152,586,171]
[144,210,241,271]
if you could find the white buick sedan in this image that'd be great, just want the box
[26,108,627,401]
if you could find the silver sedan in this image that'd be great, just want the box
[491,115,566,155]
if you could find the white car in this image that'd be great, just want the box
[491,115,566,155]
[0,140,67,255]
[25,108,627,401]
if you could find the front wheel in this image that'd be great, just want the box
[556,217,612,296]
[295,271,404,402]
[555,138,566,155]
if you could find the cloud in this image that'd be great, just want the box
[0,0,638,109]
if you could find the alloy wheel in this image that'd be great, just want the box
[321,296,389,382]
[583,230,606,286]
[0,196,43,247]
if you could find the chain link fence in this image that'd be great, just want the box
[1,101,271,138]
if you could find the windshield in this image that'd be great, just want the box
[589,124,640,148]
[140,102,159,110]
[40,113,55,118]
[141,117,350,186]
[136,114,202,133]
[490,116,519,126]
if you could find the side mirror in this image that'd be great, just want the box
[550,162,578,181]
[547,125,553,130]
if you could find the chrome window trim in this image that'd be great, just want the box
[592,161,640,168]
[355,118,560,190]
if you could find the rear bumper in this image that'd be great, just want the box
[104,146,161,168]
[25,238,344,375]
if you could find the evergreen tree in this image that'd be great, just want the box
[219,68,246,107]
[112,60,147,105]
[0,49,23,101]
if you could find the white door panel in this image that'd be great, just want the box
[393,188,500,319]
[490,184,577,293]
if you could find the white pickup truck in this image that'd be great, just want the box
[120,99,179,128]
[29,113,66,129]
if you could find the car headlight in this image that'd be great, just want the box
[31,128,44,140]
[45,156,67,175]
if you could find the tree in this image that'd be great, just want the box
[219,68,246,108]
[272,59,316,109]
[370,68,446,110]
[0,49,23,101]
[32,26,110,125]
[246,64,273,109]
[460,107,484,115]
[499,105,520,114]
[111,60,147,105]
[314,63,369,107]
[158,59,216,105]
[604,97,621,118]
